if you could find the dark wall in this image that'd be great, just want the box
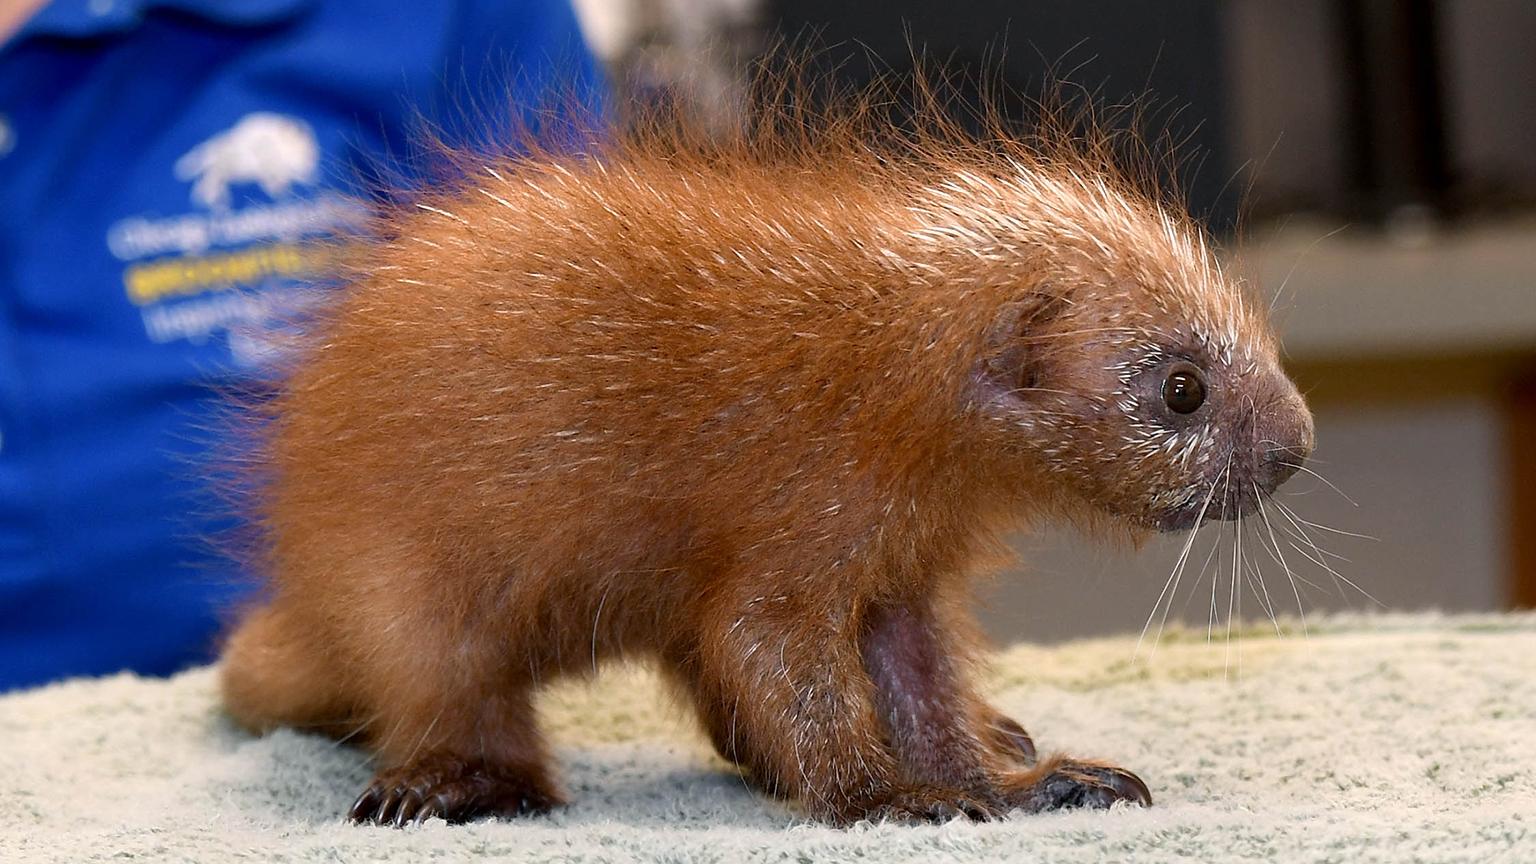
[766,0,1238,229]
[765,0,1536,233]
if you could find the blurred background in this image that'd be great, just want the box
[5,0,1531,694]
[570,0,1536,642]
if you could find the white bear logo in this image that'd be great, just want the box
[175,113,319,210]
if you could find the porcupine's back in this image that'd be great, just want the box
[257,115,978,616]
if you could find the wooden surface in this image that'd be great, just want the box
[1240,218,1536,361]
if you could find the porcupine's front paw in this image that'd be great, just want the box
[348,754,564,827]
[1000,755,1152,813]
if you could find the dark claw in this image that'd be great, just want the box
[412,793,451,825]
[347,787,382,824]
[375,786,405,824]
[1100,766,1152,807]
[393,789,418,821]
[391,790,424,827]
[987,715,1038,765]
[955,795,999,821]
[346,755,563,827]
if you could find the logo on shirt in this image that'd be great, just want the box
[174,113,320,210]
[104,112,365,366]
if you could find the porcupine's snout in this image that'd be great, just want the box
[1184,374,1315,529]
[1252,382,1315,498]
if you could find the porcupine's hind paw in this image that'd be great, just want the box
[1001,756,1152,813]
[348,754,564,827]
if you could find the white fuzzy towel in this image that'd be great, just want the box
[2,613,1533,863]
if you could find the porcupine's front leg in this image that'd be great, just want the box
[675,590,998,824]
[861,598,1152,816]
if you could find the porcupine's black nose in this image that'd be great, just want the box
[1254,389,1315,497]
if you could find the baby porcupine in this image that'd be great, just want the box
[218,86,1315,826]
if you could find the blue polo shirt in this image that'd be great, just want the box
[0,0,603,691]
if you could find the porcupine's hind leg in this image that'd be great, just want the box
[221,601,357,736]
[346,683,561,827]
[340,608,563,826]
[222,600,558,826]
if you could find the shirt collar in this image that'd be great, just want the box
[21,0,315,40]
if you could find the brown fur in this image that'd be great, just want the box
[219,82,1310,825]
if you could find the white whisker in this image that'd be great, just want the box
[1283,463,1359,508]
[1271,501,1386,608]
[1239,522,1281,633]
[1208,456,1235,644]
[1278,508,1378,542]
[1135,451,1226,662]
[1225,519,1240,679]
[1253,483,1304,636]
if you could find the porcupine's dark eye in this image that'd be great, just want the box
[1162,366,1206,414]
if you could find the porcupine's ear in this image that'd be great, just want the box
[980,292,1065,399]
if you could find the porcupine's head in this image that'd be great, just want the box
[937,160,1315,533]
